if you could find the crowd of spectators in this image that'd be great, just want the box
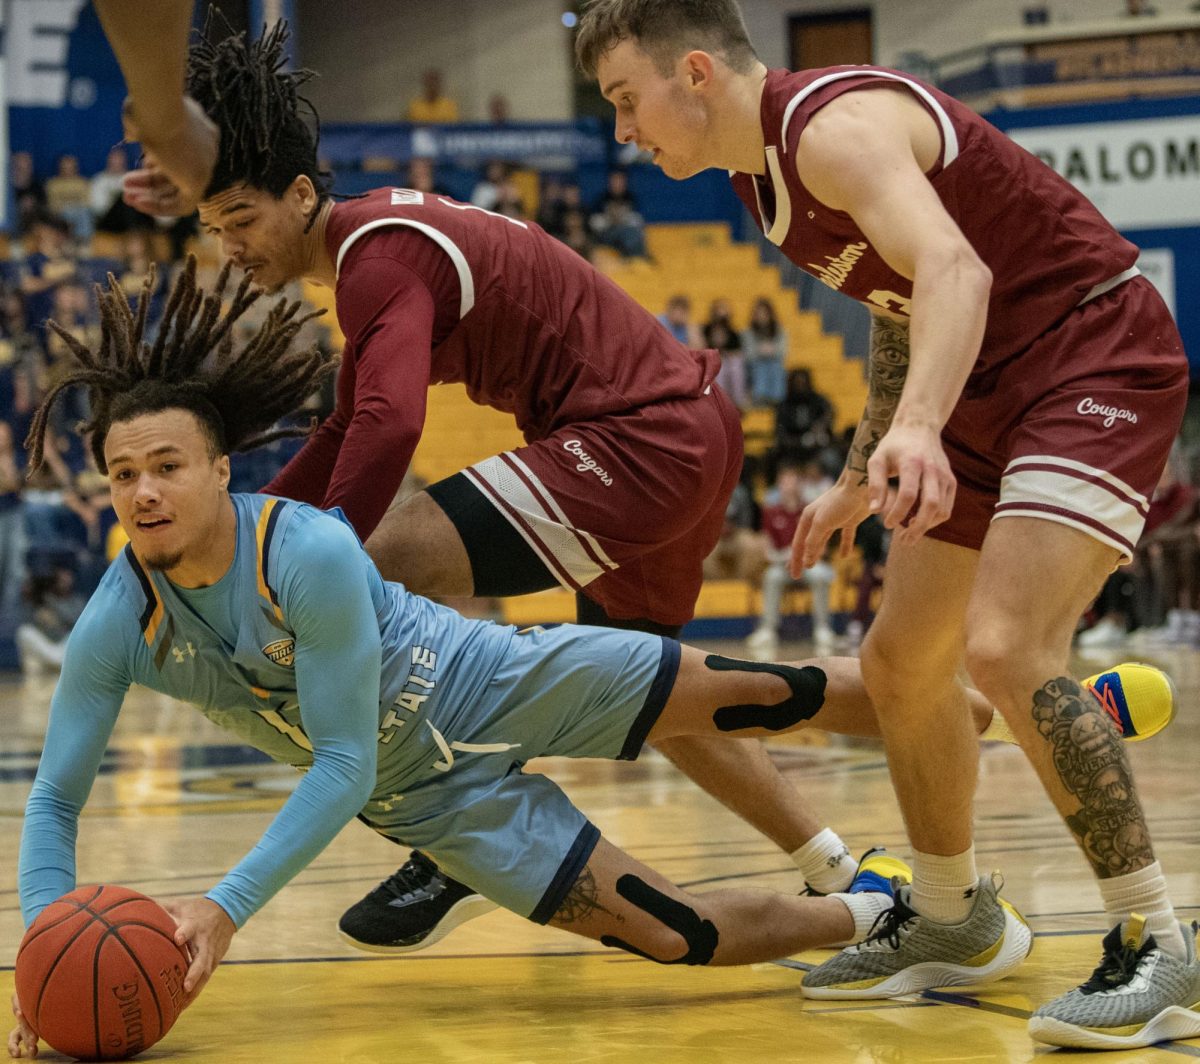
[0,142,873,674]
[1076,441,1200,650]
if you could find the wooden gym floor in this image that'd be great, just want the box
[2,637,1198,1063]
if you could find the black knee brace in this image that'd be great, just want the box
[600,875,718,965]
[704,654,827,732]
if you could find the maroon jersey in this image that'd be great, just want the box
[760,503,802,552]
[729,66,1140,376]
[266,188,718,535]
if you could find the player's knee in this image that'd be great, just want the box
[963,619,1029,695]
[365,496,467,593]
[703,655,826,732]
[599,875,719,966]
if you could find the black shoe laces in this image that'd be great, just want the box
[376,852,440,900]
[862,891,919,950]
[1081,927,1151,995]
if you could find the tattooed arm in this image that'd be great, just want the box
[845,315,912,487]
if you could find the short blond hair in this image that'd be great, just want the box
[575,0,758,79]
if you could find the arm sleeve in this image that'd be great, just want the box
[268,253,437,539]
[18,601,133,926]
[262,399,350,506]
[205,517,381,927]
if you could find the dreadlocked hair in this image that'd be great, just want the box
[25,256,338,477]
[188,12,329,208]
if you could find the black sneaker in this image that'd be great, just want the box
[338,851,497,954]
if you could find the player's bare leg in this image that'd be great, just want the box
[365,490,475,593]
[544,836,888,964]
[967,517,1199,1047]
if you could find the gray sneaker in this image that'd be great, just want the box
[801,874,1032,999]
[1029,917,1200,1050]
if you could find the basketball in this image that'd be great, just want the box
[15,885,190,1061]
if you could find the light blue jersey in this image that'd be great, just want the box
[19,494,677,927]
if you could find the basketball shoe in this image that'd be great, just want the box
[1029,916,1200,1050]
[1083,663,1176,742]
[801,874,1032,999]
[814,846,913,948]
[338,851,496,954]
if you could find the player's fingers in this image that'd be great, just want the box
[801,516,833,571]
[866,455,889,514]
[883,459,921,530]
[791,510,814,577]
[905,468,946,541]
[838,525,856,559]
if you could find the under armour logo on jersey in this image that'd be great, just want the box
[171,642,196,664]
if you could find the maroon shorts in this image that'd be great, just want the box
[462,385,744,626]
[930,276,1188,561]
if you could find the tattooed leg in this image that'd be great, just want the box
[1030,677,1153,877]
[544,837,855,964]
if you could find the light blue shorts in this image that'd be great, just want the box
[359,624,681,922]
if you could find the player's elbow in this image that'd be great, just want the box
[921,239,991,302]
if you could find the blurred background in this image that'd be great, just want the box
[0,0,1197,670]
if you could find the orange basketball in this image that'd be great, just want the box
[15,885,189,1061]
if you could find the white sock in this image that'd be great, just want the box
[832,890,894,944]
[910,847,978,924]
[1099,861,1185,960]
[981,708,1016,744]
[791,828,856,894]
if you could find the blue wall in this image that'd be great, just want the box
[987,95,1200,372]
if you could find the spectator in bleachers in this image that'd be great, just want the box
[92,146,150,236]
[743,297,788,406]
[15,565,86,677]
[844,514,889,647]
[1133,451,1198,644]
[589,169,647,258]
[471,161,509,211]
[702,475,762,583]
[1078,446,1197,648]
[45,155,94,247]
[20,214,77,339]
[0,421,26,622]
[774,367,834,460]
[536,178,568,238]
[657,294,703,347]
[704,298,747,411]
[1124,0,1158,14]
[559,208,595,261]
[10,152,46,236]
[117,232,167,327]
[747,459,836,652]
[538,182,584,241]
[406,68,460,124]
[488,93,512,126]
[44,284,100,393]
[407,157,443,196]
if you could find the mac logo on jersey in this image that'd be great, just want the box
[262,638,296,668]
[391,189,425,206]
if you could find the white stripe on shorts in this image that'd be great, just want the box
[994,455,1149,560]
[465,453,618,592]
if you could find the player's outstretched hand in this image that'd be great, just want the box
[792,478,873,576]
[866,420,956,546]
[122,96,218,217]
[7,992,37,1059]
[160,896,236,1008]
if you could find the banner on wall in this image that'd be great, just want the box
[5,0,125,181]
[1136,248,1177,319]
[1007,115,1200,230]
